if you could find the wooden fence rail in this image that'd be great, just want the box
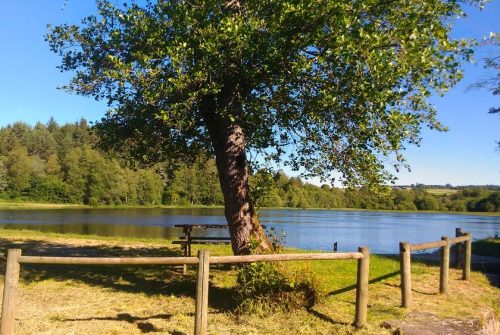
[0,248,369,335]
[17,256,199,265]
[399,229,471,308]
[209,252,363,264]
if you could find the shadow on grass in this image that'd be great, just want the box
[327,270,400,297]
[0,237,198,298]
[63,312,175,333]
[207,285,239,312]
[0,237,241,312]
[472,238,500,259]
[307,308,351,326]
[412,289,438,296]
[0,236,401,329]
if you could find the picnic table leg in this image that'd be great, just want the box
[189,227,193,255]
[183,244,188,275]
[183,225,189,275]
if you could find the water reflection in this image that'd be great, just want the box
[0,208,498,254]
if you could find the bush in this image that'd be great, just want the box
[235,231,322,314]
[28,176,74,203]
[395,201,417,211]
[236,262,321,314]
[474,192,500,212]
[256,190,284,207]
[415,196,440,211]
[448,200,467,212]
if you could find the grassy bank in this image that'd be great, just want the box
[0,229,498,334]
[472,238,500,258]
[0,200,224,211]
[0,201,89,210]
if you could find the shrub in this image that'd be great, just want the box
[235,230,322,314]
[236,262,321,314]
[28,176,74,203]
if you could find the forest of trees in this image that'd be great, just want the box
[0,120,499,212]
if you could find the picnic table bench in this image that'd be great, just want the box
[172,224,232,258]
[173,224,232,274]
[173,223,274,274]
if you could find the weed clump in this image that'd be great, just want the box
[235,228,323,314]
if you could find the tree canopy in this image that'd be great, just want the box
[478,34,500,114]
[466,32,499,150]
[47,0,478,185]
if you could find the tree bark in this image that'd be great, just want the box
[214,123,272,255]
[202,99,272,255]
[200,0,272,253]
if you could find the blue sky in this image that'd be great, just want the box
[0,1,499,186]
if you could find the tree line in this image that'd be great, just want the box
[0,120,498,212]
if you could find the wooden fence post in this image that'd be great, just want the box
[454,228,464,268]
[0,249,22,335]
[439,237,450,294]
[194,250,210,335]
[399,242,411,308]
[463,233,472,280]
[355,246,369,328]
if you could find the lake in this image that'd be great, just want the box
[0,208,498,254]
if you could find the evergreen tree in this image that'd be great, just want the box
[46,153,61,176]
[0,160,8,194]
[5,146,32,193]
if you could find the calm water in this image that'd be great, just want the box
[0,208,498,254]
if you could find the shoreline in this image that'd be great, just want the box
[0,200,499,216]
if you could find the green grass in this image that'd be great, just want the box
[0,229,498,334]
[472,238,500,258]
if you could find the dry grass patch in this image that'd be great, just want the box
[424,189,458,196]
[406,262,499,319]
[0,202,87,210]
[5,279,195,335]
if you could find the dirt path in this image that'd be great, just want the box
[382,311,499,335]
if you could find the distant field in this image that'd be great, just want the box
[425,188,459,195]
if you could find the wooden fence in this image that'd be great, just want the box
[0,247,370,335]
[399,230,471,308]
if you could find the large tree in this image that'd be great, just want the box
[48,0,479,254]
[475,33,500,114]
[469,33,499,148]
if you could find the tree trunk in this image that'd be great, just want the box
[203,98,272,254]
[214,123,272,255]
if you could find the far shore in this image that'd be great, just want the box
[0,200,499,216]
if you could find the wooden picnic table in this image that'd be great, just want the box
[172,224,231,257]
[173,224,232,274]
